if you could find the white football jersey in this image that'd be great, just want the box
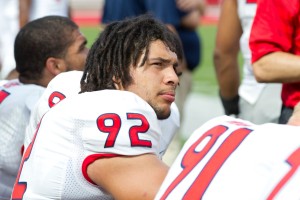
[25,71,180,157]
[237,0,265,104]
[12,90,161,199]
[156,115,300,200]
[29,0,69,21]
[25,71,83,148]
[0,79,44,200]
[0,80,8,86]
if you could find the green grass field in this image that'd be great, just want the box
[194,25,218,95]
[80,25,221,96]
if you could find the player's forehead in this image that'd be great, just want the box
[147,40,178,61]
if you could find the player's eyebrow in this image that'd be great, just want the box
[149,57,178,65]
[149,57,181,76]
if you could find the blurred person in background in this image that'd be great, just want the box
[250,0,300,124]
[214,0,281,124]
[0,0,73,81]
[101,0,146,24]
[0,0,19,80]
[1,0,73,80]
[19,0,71,27]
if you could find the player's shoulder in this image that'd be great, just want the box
[52,90,156,116]
[0,79,44,110]
[1,79,44,95]
[197,115,254,130]
[84,90,154,111]
[185,115,254,140]
[190,115,300,142]
[0,79,21,89]
[82,89,145,101]
[0,80,8,87]
[47,70,83,88]
[51,70,83,81]
[258,121,300,138]
[43,71,82,98]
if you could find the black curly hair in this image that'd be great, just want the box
[80,14,183,93]
[14,15,78,82]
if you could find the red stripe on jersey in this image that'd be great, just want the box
[0,90,10,103]
[82,154,122,184]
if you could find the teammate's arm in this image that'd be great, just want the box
[287,102,300,125]
[180,10,200,30]
[213,0,242,115]
[67,3,72,19]
[177,0,206,30]
[252,52,300,83]
[176,0,206,15]
[87,154,169,200]
[19,0,31,28]
[250,0,300,83]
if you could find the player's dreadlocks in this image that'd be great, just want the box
[80,14,183,93]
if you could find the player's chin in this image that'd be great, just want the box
[155,105,171,120]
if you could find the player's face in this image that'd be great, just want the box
[63,29,89,71]
[126,40,180,119]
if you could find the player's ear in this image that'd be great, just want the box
[45,57,66,76]
[112,76,124,90]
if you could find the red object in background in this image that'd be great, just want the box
[206,0,221,5]
[72,10,101,27]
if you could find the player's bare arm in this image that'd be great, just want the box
[88,154,169,200]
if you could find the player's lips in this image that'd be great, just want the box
[160,91,175,103]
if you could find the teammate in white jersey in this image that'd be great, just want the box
[0,80,44,200]
[12,15,183,200]
[156,113,300,200]
[24,70,180,158]
[24,70,83,149]
[213,0,281,123]
[0,16,88,200]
